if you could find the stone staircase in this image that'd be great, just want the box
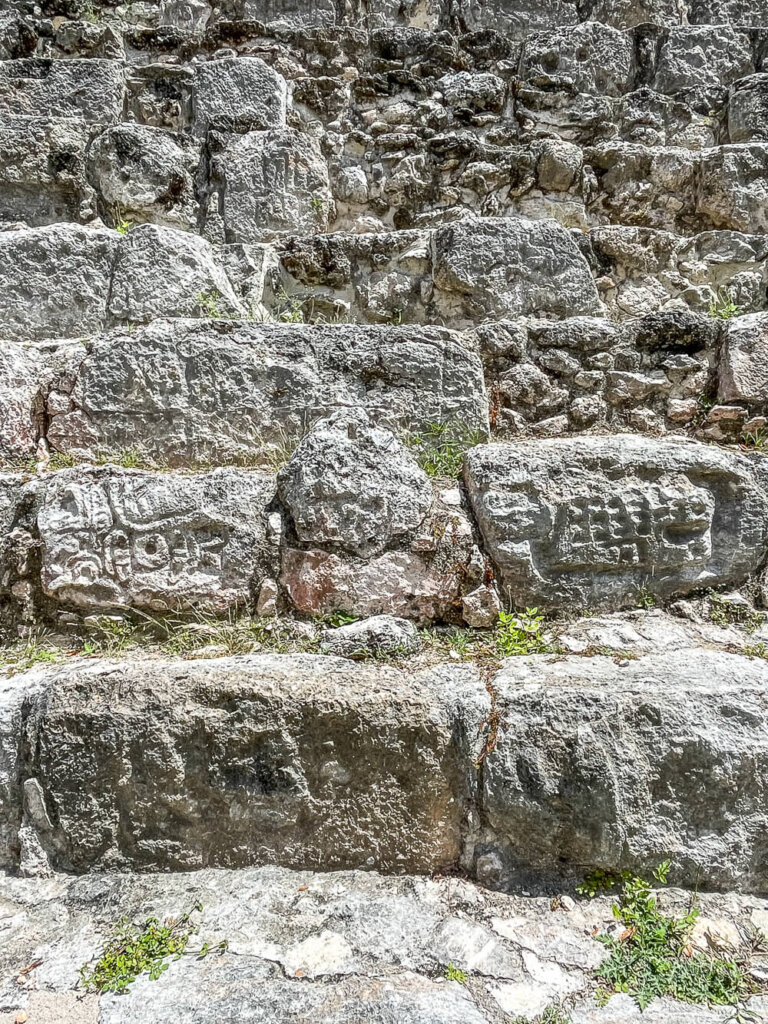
[1,0,768,1020]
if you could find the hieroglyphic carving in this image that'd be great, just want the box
[38,469,274,611]
[464,436,768,610]
[549,484,713,571]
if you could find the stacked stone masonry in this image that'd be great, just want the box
[4,10,768,1019]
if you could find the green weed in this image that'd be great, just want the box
[79,904,226,994]
[495,607,549,657]
[402,422,486,479]
[709,288,743,320]
[0,633,62,674]
[444,963,467,983]
[591,862,755,1010]
[742,427,768,450]
[512,1007,571,1024]
[47,451,80,471]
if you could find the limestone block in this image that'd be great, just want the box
[193,57,287,135]
[37,467,276,613]
[215,128,332,241]
[0,58,124,123]
[464,435,768,611]
[45,320,488,467]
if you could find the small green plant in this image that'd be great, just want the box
[403,422,486,479]
[0,633,62,674]
[708,593,764,633]
[591,862,755,1010]
[322,610,358,628]
[637,586,656,610]
[512,1007,571,1024]
[48,451,80,471]
[79,904,225,994]
[576,868,621,899]
[195,290,228,319]
[742,427,768,450]
[709,288,743,320]
[389,309,403,326]
[81,0,100,24]
[85,617,137,657]
[444,963,467,983]
[114,218,132,236]
[495,607,549,657]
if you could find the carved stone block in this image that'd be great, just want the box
[464,435,768,610]
[37,467,276,613]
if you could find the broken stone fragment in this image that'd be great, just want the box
[319,615,420,658]
[278,409,432,559]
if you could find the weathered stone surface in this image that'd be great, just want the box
[0,58,124,123]
[0,865,759,1023]
[36,467,276,613]
[108,224,244,322]
[193,57,287,135]
[216,128,332,241]
[0,116,92,225]
[433,218,603,321]
[0,224,117,342]
[86,123,200,231]
[319,615,420,658]
[522,23,633,97]
[14,655,483,872]
[719,311,768,404]
[278,410,432,559]
[44,319,489,467]
[0,344,43,462]
[654,26,753,102]
[477,650,768,892]
[729,74,768,143]
[464,435,768,611]
[697,145,768,233]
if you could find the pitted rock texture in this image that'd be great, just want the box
[4,649,768,894]
[464,434,768,611]
[477,649,768,894]
[0,867,764,1024]
[278,409,433,558]
[10,654,484,874]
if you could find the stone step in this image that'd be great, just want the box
[3,648,768,892]
[2,863,765,1024]
[6,308,768,466]
[3,430,768,625]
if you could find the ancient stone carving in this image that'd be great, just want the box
[37,467,276,612]
[464,435,768,610]
[44,319,488,467]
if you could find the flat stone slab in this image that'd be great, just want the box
[45,319,488,467]
[464,434,768,611]
[478,648,768,893]
[0,865,762,1024]
[12,655,485,874]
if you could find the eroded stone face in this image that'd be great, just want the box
[278,409,432,558]
[192,57,287,135]
[0,224,118,342]
[464,435,768,610]
[0,58,125,123]
[216,128,332,241]
[18,655,484,873]
[479,649,768,892]
[432,217,603,321]
[45,319,488,467]
[37,467,276,613]
[719,310,768,403]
